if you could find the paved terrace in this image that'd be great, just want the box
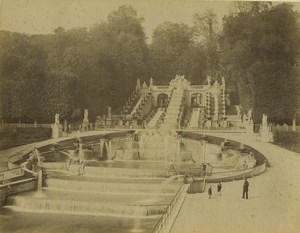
[171,132,300,233]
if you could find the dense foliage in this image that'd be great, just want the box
[221,3,300,123]
[0,3,299,124]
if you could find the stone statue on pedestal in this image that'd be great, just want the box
[149,77,153,89]
[52,113,61,139]
[83,109,89,123]
[207,76,212,87]
[196,94,201,106]
[292,118,296,131]
[222,76,225,87]
[262,114,268,127]
[55,113,60,125]
[142,81,148,89]
[136,78,141,92]
[107,106,112,119]
[82,109,89,131]
[247,109,253,124]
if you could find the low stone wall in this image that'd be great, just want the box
[206,162,266,183]
[0,178,37,207]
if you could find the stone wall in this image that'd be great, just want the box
[0,178,37,207]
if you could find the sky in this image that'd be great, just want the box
[1,0,300,40]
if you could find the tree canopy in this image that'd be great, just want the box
[221,3,300,123]
[0,3,299,124]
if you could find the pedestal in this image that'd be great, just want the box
[52,124,61,139]
[82,120,89,131]
[246,124,254,133]
[260,127,273,142]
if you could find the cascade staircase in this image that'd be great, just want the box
[189,107,205,128]
[189,108,201,128]
[148,108,165,128]
[160,89,185,129]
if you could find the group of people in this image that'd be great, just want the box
[208,181,223,199]
[208,178,249,199]
[200,163,213,176]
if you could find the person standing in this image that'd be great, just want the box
[208,186,212,199]
[217,181,222,196]
[242,178,249,199]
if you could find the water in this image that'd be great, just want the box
[33,170,46,198]
[2,158,181,233]
[0,208,157,233]
[45,178,179,194]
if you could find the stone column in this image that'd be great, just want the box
[292,118,296,132]
[202,140,207,164]
[99,138,105,157]
[108,140,112,160]
[78,139,84,160]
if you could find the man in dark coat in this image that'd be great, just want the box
[208,186,212,199]
[242,178,249,199]
[217,181,222,196]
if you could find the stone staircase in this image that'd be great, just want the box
[161,89,185,129]
[148,108,165,128]
[189,108,205,128]
[189,108,201,128]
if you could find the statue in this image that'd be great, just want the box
[247,109,252,118]
[236,106,241,117]
[149,77,153,88]
[262,114,268,127]
[142,81,148,89]
[243,114,248,124]
[83,109,89,122]
[207,76,212,86]
[292,118,296,131]
[213,80,219,87]
[136,78,141,92]
[55,113,60,125]
[108,106,112,119]
[196,94,201,105]
[53,113,61,138]
[222,77,225,87]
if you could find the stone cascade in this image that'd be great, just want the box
[160,89,185,129]
[189,108,201,128]
[130,92,152,118]
[148,108,165,128]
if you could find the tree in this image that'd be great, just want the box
[150,22,206,84]
[221,3,300,123]
[193,10,221,78]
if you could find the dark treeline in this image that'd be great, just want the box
[0,3,299,124]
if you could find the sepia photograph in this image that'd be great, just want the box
[0,0,300,232]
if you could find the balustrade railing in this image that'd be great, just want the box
[152,183,189,233]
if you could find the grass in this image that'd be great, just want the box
[0,127,52,150]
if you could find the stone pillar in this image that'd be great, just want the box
[197,141,202,165]
[202,140,207,164]
[99,138,105,157]
[78,139,84,160]
[108,140,112,160]
[292,118,296,132]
